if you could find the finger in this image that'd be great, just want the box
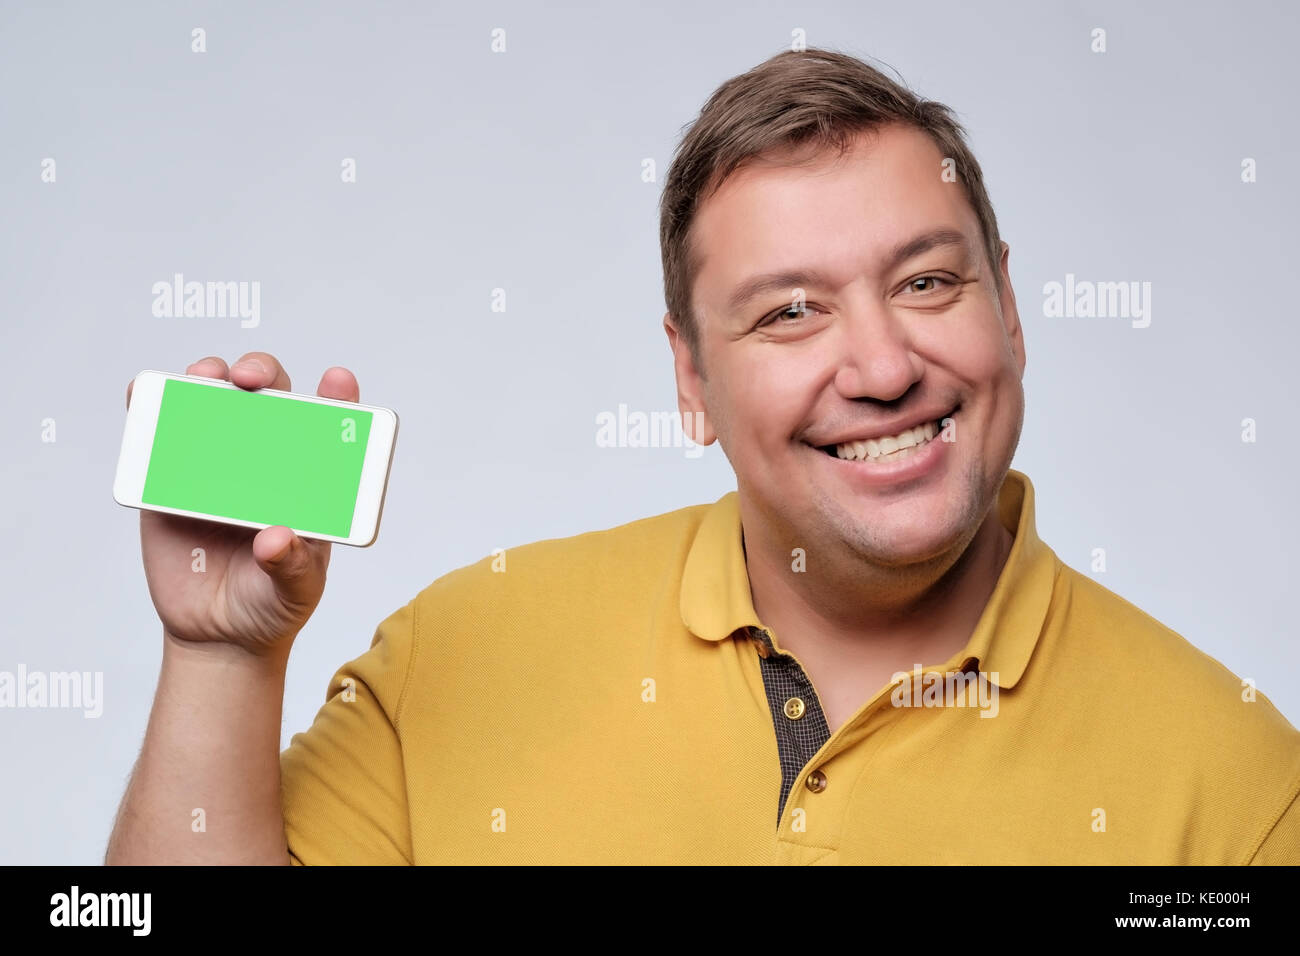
[185,356,231,381]
[129,356,231,408]
[317,366,360,403]
[251,526,326,608]
[229,352,292,392]
[252,525,295,566]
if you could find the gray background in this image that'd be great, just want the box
[2,0,1296,864]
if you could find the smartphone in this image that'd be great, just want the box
[114,370,398,546]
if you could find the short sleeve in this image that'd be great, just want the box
[280,599,417,865]
[1248,785,1300,865]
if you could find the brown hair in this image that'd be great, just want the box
[659,46,1004,358]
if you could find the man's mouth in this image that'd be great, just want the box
[814,406,958,464]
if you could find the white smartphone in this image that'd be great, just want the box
[114,370,399,547]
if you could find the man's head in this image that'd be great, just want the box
[660,48,1026,569]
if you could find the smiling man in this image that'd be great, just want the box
[107,47,1300,866]
[666,117,1026,737]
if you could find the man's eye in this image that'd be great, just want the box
[901,275,951,294]
[760,303,822,326]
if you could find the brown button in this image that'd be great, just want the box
[805,769,828,793]
[783,697,806,720]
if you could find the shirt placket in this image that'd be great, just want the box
[749,626,834,827]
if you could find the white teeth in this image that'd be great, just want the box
[833,419,943,462]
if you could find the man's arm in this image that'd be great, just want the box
[107,353,353,865]
[106,637,292,865]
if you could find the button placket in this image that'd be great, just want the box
[751,625,835,826]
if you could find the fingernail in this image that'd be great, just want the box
[233,359,265,374]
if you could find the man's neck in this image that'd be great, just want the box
[742,503,1015,733]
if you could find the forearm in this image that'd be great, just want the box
[105,633,294,865]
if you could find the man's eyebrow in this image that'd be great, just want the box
[886,228,973,273]
[725,268,840,315]
[723,228,974,315]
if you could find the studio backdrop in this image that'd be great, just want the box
[2,0,1296,864]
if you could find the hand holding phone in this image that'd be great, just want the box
[118,354,392,654]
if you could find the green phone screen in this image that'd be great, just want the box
[141,378,373,537]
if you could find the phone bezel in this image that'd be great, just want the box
[113,369,399,547]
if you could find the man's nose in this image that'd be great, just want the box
[831,299,924,401]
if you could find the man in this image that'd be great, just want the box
[106,47,1300,864]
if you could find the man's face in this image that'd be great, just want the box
[668,123,1026,566]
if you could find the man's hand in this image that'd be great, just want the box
[127,353,360,656]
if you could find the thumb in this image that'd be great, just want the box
[252,526,328,608]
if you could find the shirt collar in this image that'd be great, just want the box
[679,468,1058,690]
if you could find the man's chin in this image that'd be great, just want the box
[841,521,963,567]
[820,493,971,567]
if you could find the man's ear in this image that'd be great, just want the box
[663,311,717,446]
[996,242,1026,378]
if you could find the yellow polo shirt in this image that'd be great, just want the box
[280,468,1300,864]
